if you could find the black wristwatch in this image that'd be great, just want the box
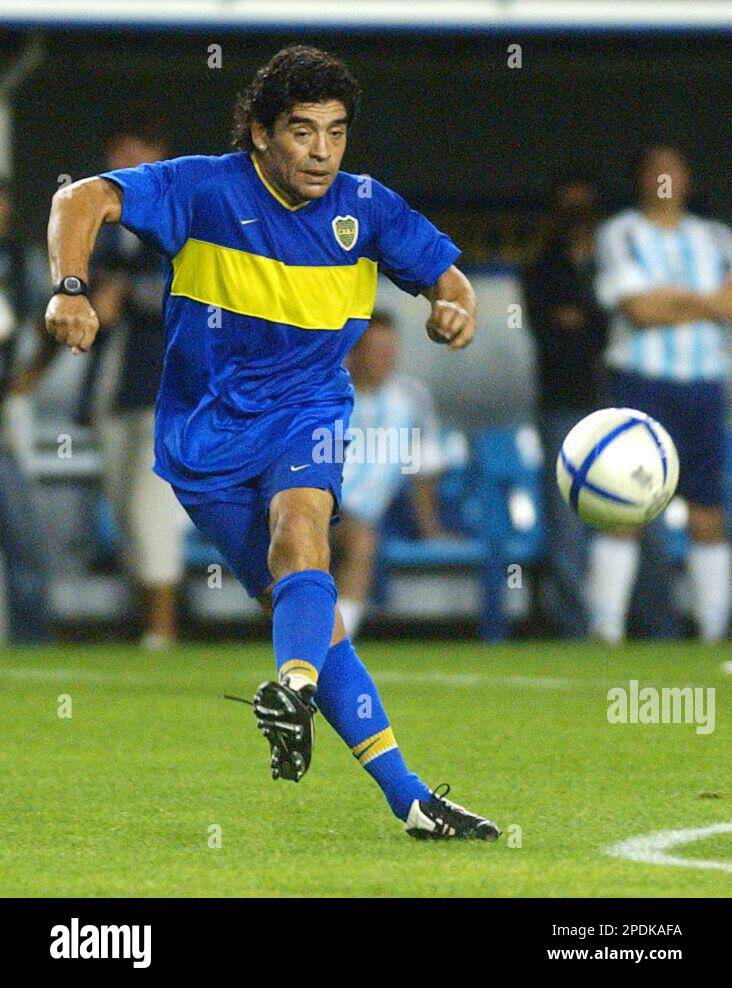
[52,275,89,297]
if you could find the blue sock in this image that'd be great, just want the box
[316,637,430,821]
[271,569,337,688]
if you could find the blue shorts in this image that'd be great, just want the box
[610,370,727,507]
[174,426,347,598]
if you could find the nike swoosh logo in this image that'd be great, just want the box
[290,464,310,472]
[240,219,259,225]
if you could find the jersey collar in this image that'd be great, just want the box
[250,153,311,212]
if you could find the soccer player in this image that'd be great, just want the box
[44,46,500,840]
[592,145,732,643]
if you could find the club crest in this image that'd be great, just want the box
[332,215,358,251]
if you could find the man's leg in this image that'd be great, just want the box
[587,371,653,644]
[687,504,730,642]
[128,410,187,648]
[537,407,591,638]
[178,485,338,686]
[332,513,378,640]
[255,590,428,817]
[181,485,500,835]
[675,382,730,643]
[316,609,430,820]
[267,487,338,689]
[256,592,497,834]
[587,531,641,644]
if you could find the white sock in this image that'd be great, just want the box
[588,536,640,644]
[283,673,315,692]
[339,598,365,639]
[688,542,731,642]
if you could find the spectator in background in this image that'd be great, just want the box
[79,132,188,649]
[0,181,54,643]
[592,144,732,643]
[521,178,608,637]
[333,310,450,639]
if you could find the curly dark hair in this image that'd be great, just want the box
[232,45,360,152]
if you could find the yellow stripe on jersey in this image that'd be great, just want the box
[170,238,378,331]
[352,727,398,766]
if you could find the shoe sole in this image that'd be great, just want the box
[406,825,501,841]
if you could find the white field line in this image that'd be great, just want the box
[373,671,581,689]
[605,823,732,874]
[0,665,605,691]
[0,666,152,686]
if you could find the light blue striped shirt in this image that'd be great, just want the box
[341,375,443,524]
[596,209,732,381]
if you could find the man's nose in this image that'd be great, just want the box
[310,135,330,160]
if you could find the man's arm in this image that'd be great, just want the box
[621,282,732,327]
[421,265,477,350]
[45,177,122,353]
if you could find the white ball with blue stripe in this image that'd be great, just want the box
[556,408,679,531]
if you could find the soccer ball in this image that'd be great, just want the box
[556,407,679,532]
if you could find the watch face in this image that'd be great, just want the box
[63,276,82,293]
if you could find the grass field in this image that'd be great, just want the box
[1,640,730,898]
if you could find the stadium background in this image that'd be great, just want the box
[0,1,730,640]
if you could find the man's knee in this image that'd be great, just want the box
[268,491,332,577]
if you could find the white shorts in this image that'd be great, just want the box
[96,408,189,585]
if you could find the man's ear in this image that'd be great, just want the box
[250,121,268,152]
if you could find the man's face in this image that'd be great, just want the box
[639,147,691,206]
[252,100,348,202]
[348,321,398,389]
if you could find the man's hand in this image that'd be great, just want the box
[45,293,100,354]
[422,266,477,350]
[426,299,476,350]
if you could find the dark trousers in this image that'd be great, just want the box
[0,444,51,643]
[537,406,591,637]
[538,404,680,640]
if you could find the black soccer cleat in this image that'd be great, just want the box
[405,784,501,841]
[252,680,316,783]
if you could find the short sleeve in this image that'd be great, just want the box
[372,181,461,296]
[595,217,654,311]
[100,157,194,258]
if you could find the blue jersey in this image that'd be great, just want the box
[101,152,460,495]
